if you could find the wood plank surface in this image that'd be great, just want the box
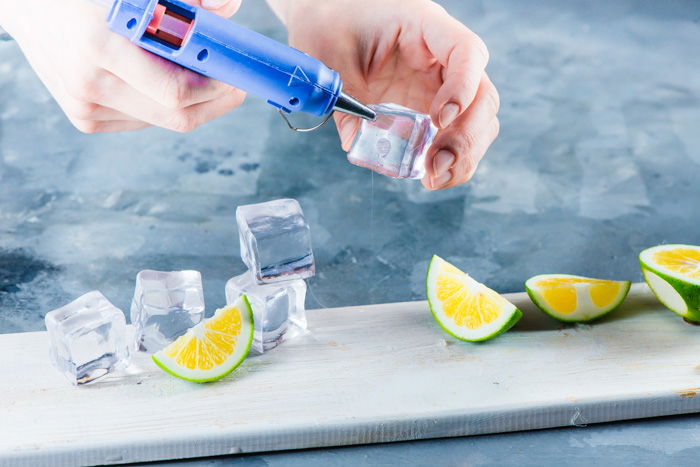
[3,283,700,466]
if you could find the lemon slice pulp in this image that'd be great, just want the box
[639,244,700,322]
[525,274,630,322]
[152,295,254,383]
[426,255,521,341]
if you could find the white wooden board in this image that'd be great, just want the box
[3,283,700,466]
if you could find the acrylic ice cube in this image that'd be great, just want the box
[225,271,307,352]
[131,270,204,353]
[45,291,129,385]
[236,198,315,284]
[347,103,438,179]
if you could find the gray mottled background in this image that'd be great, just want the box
[2,0,700,465]
[1,0,700,331]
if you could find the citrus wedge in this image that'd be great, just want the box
[639,244,700,322]
[152,295,254,383]
[525,274,630,322]
[426,255,522,341]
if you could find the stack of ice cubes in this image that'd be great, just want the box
[227,198,313,352]
[43,198,315,385]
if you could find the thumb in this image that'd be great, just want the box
[334,112,361,152]
[186,0,241,18]
[333,84,371,151]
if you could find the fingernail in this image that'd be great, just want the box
[433,149,455,176]
[439,103,459,128]
[202,0,227,9]
[431,171,452,189]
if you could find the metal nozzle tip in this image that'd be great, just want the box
[333,92,376,121]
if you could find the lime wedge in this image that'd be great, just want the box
[524,274,630,322]
[426,255,521,341]
[152,295,254,383]
[639,244,700,322]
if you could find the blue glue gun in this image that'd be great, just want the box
[104,0,376,128]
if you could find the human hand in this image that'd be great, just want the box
[0,0,246,133]
[277,0,499,190]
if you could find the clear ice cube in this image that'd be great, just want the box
[236,198,315,284]
[45,291,129,385]
[347,103,438,179]
[130,270,204,353]
[225,271,307,352]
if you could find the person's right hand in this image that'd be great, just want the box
[276,0,499,191]
[0,0,246,133]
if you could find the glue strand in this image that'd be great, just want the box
[370,170,375,304]
[306,281,330,309]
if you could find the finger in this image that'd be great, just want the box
[334,112,362,151]
[157,89,247,132]
[422,117,499,191]
[427,115,499,190]
[423,76,500,190]
[68,118,151,134]
[422,4,490,129]
[446,116,499,188]
[61,98,143,122]
[424,116,499,191]
[100,34,240,110]
[18,40,145,129]
[83,70,245,131]
[424,74,498,179]
[187,0,242,17]
[333,82,372,151]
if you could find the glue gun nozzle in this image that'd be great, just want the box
[334,92,376,121]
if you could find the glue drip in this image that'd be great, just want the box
[303,157,377,311]
[307,281,329,309]
[370,170,375,304]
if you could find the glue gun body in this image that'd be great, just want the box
[106,0,375,120]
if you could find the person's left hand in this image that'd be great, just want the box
[0,0,245,134]
[278,0,499,190]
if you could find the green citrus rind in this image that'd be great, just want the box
[639,244,700,322]
[152,295,254,383]
[426,255,522,342]
[524,274,631,323]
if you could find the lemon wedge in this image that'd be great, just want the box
[525,274,630,322]
[640,244,700,322]
[426,255,521,341]
[152,295,254,383]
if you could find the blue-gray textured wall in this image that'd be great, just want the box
[0,0,698,333]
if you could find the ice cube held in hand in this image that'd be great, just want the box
[225,271,307,352]
[45,291,129,385]
[131,270,204,353]
[347,103,438,179]
[236,198,315,284]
